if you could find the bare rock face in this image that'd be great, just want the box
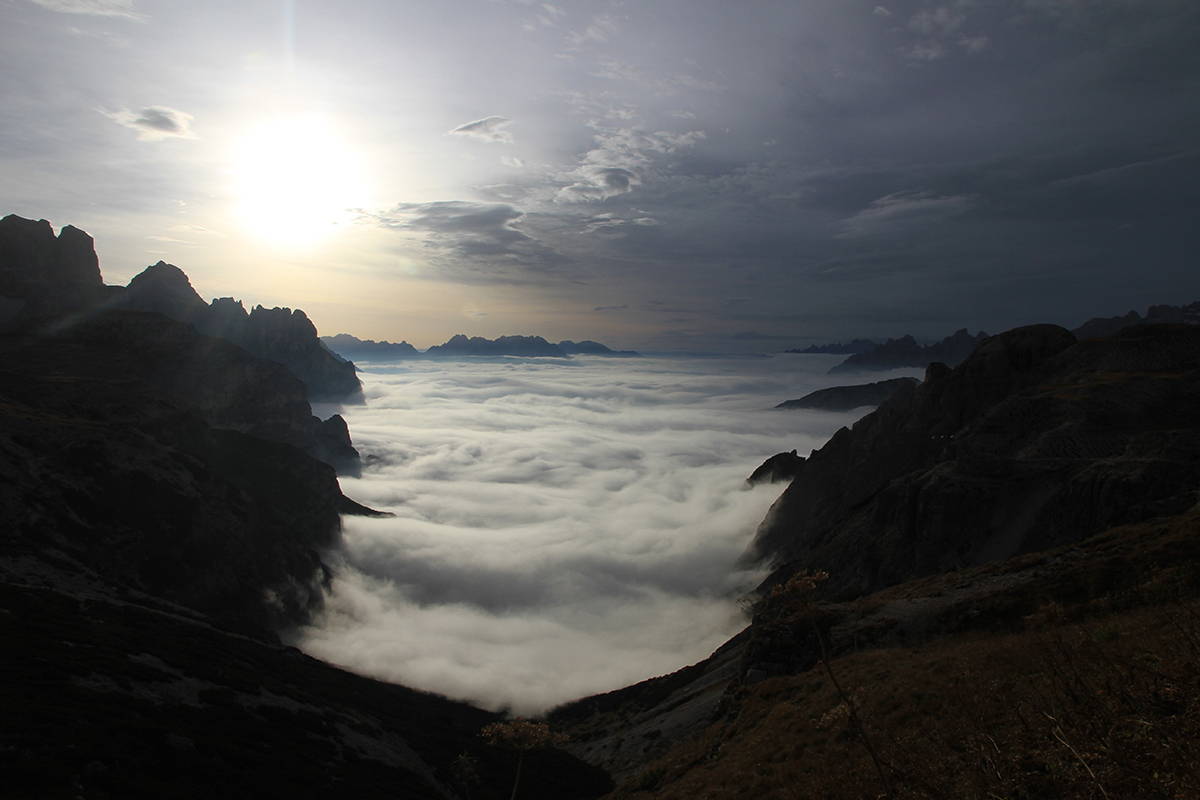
[0,311,353,636]
[747,323,1200,600]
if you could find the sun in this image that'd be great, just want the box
[234,118,365,243]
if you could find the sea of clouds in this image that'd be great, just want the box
[297,354,918,714]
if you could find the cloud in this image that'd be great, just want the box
[838,190,978,237]
[296,356,885,713]
[168,224,224,236]
[101,106,197,140]
[554,126,706,202]
[358,201,571,282]
[449,116,515,144]
[558,167,641,202]
[26,0,146,21]
[908,7,964,35]
[594,304,629,312]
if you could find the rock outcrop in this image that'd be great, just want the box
[747,323,1200,600]
[746,450,806,486]
[776,377,920,411]
[829,328,988,373]
[0,214,109,329]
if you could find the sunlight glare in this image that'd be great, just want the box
[234,118,364,244]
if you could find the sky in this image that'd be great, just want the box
[2,0,1198,352]
[298,353,902,714]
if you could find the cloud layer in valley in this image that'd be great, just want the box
[298,354,913,713]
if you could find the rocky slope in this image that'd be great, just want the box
[748,323,1200,600]
[551,322,1200,798]
[0,310,362,637]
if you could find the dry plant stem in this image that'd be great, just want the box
[1048,718,1109,800]
[510,749,524,800]
[807,613,894,799]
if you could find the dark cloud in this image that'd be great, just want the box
[358,202,573,282]
[101,106,197,140]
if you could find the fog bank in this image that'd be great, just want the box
[296,355,916,714]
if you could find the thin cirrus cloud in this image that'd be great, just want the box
[296,354,908,714]
[101,106,197,141]
[837,190,978,238]
[25,0,147,21]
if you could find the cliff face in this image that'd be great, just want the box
[0,311,351,636]
[748,323,1200,599]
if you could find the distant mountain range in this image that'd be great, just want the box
[322,332,640,360]
[792,302,1200,374]
[783,338,878,355]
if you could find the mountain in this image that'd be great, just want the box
[1071,300,1200,340]
[322,333,640,360]
[1,217,610,799]
[549,322,1200,797]
[783,338,877,355]
[775,377,919,411]
[119,260,363,403]
[750,323,1200,598]
[557,340,640,357]
[424,334,568,357]
[828,328,987,373]
[320,332,421,360]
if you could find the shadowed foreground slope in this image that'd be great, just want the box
[551,322,1200,798]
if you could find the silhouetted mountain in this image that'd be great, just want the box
[828,328,987,373]
[0,214,112,329]
[424,333,568,357]
[557,339,640,357]
[775,377,920,411]
[784,338,877,355]
[750,323,1200,599]
[1072,300,1200,340]
[117,260,362,403]
[320,332,421,360]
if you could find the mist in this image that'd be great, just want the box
[297,354,919,714]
